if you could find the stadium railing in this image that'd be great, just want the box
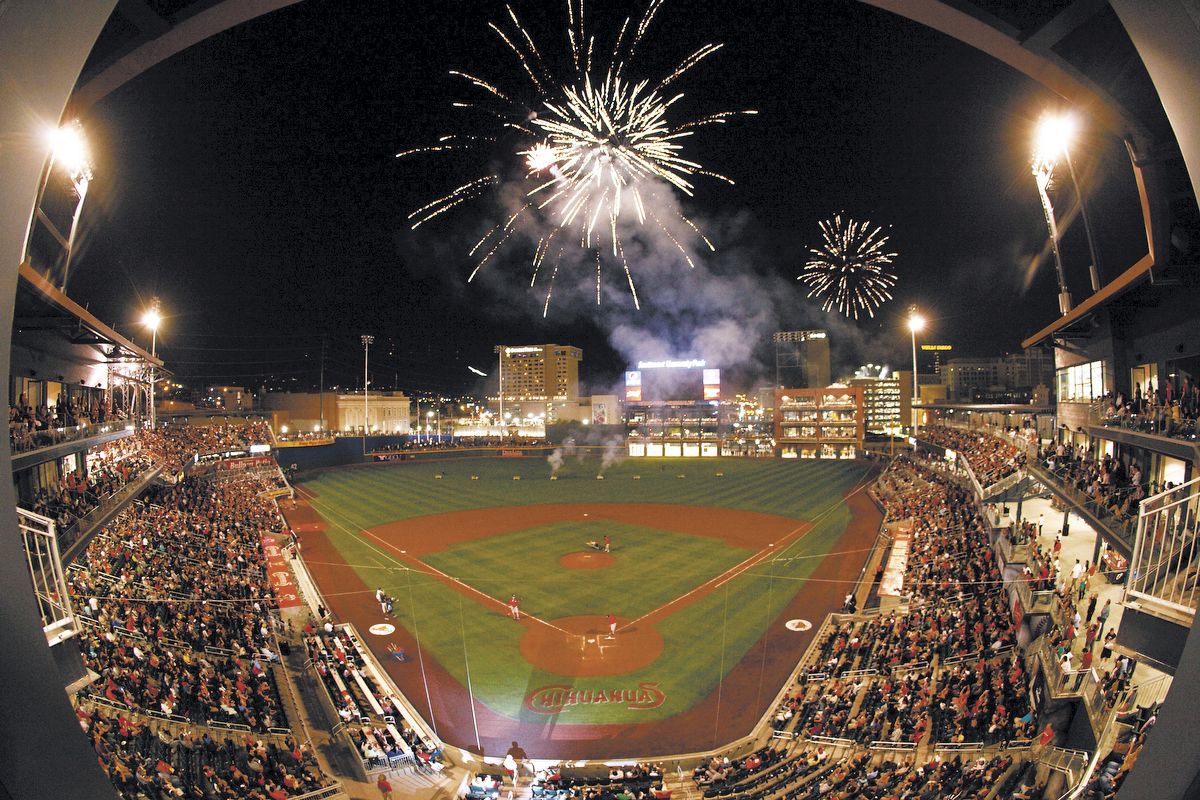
[57,463,162,557]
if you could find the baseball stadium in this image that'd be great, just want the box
[3,3,1200,800]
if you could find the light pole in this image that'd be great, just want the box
[427,409,435,444]
[907,308,925,431]
[33,121,93,291]
[361,335,374,451]
[1033,112,1103,311]
[142,300,161,429]
[495,346,504,441]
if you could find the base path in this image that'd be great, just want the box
[287,481,882,760]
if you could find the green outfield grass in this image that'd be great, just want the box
[301,456,872,724]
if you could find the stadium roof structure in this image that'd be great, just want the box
[15,261,163,368]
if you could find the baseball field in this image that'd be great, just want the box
[286,454,881,759]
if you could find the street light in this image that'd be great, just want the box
[142,299,161,429]
[907,308,925,430]
[426,409,435,444]
[1033,111,1102,310]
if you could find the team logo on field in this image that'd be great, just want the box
[524,682,666,714]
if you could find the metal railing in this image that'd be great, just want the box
[57,465,161,553]
[1041,746,1091,797]
[9,420,134,455]
[1025,460,1138,550]
[17,506,78,646]
[1097,410,1199,442]
[1126,475,1200,623]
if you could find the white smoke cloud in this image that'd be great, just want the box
[443,174,912,385]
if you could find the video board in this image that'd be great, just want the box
[625,360,720,402]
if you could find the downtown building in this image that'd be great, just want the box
[847,365,912,435]
[942,350,1055,402]
[494,344,585,425]
[773,385,864,459]
[773,330,831,388]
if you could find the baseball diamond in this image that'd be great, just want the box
[286,455,882,759]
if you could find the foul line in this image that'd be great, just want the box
[300,459,880,639]
[624,461,879,632]
[299,494,574,637]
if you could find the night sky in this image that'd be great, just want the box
[66,0,1151,397]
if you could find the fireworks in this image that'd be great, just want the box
[397,0,753,315]
[799,215,898,320]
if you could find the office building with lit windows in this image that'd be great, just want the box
[495,344,582,402]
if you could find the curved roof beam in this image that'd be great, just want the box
[861,0,1149,142]
[70,0,301,113]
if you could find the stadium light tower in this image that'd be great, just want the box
[1032,111,1102,312]
[40,120,94,291]
[1035,112,1101,295]
[361,335,374,450]
[142,299,161,429]
[907,307,925,429]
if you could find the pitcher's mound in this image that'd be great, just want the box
[559,551,615,570]
[520,615,662,676]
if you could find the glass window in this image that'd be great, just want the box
[1055,360,1105,401]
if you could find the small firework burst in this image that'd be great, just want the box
[799,215,898,319]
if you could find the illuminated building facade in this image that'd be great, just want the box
[496,344,582,403]
[774,386,864,459]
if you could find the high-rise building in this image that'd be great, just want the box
[774,330,830,388]
[848,365,907,434]
[495,344,582,402]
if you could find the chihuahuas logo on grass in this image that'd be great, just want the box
[524,682,666,714]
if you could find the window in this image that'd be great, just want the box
[1056,360,1105,401]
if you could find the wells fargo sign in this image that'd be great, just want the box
[524,682,666,714]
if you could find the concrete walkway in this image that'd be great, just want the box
[996,494,1172,702]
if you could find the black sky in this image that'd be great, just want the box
[66,0,1150,396]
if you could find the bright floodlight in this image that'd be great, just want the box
[47,121,92,180]
[142,307,161,331]
[426,410,434,418]
[1034,112,1076,165]
[907,313,926,333]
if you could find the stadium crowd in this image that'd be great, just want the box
[24,440,153,530]
[1100,378,1200,440]
[9,391,123,452]
[919,425,1024,488]
[787,455,1035,753]
[51,423,340,798]
[77,703,331,799]
[1041,441,1148,526]
[683,742,1033,800]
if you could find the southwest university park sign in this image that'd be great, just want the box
[524,682,666,714]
